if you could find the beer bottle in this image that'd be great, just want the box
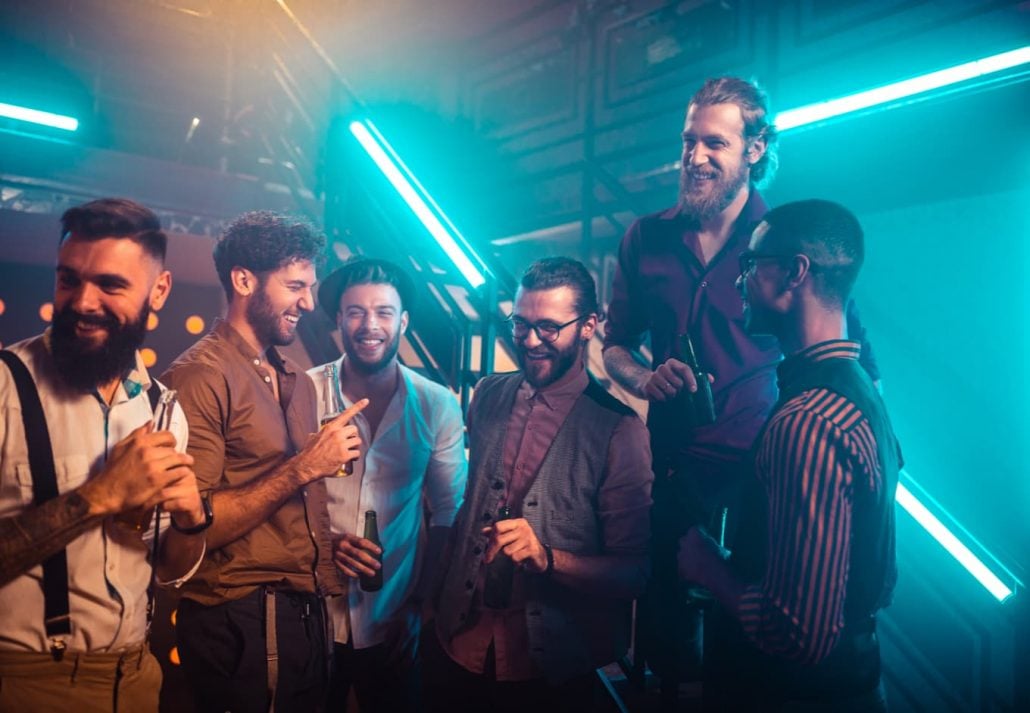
[322,362,354,476]
[680,334,716,426]
[483,505,515,609]
[360,510,383,592]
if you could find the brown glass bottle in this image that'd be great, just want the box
[359,510,383,592]
[483,506,515,609]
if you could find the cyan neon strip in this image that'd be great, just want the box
[0,102,79,131]
[896,472,1017,602]
[777,46,1030,131]
[349,120,487,289]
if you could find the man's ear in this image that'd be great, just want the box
[785,254,812,290]
[149,270,173,311]
[746,134,767,167]
[579,314,598,341]
[400,310,410,335]
[230,267,256,298]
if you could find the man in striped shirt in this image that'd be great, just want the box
[678,199,901,711]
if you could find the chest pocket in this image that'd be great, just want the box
[13,454,92,504]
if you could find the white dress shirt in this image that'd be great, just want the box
[309,359,467,648]
[0,333,196,653]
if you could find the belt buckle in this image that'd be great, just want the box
[48,637,67,661]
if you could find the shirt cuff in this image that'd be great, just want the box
[154,540,206,589]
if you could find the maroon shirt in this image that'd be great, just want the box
[604,192,878,467]
[444,361,652,680]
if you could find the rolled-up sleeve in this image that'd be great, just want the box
[161,363,227,492]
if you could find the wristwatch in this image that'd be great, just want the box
[171,492,214,535]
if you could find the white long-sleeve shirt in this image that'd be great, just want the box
[309,359,467,648]
[0,333,198,653]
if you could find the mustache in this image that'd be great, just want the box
[54,307,119,329]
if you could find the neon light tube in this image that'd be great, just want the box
[777,46,1030,131]
[348,120,487,289]
[895,477,1015,602]
[0,102,79,131]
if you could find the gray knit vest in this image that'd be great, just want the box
[436,372,635,682]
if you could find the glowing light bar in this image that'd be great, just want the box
[0,102,79,131]
[349,120,487,289]
[777,46,1030,131]
[896,473,1016,602]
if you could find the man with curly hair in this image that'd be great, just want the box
[162,212,367,713]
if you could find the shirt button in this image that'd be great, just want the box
[700,280,709,288]
[264,376,271,383]
[516,463,524,470]
[253,359,260,366]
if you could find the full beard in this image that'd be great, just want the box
[51,303,150,393]
[247,287,296,347]
[342,329,401,375]
[678,160,749,223]
[516,340,583,389]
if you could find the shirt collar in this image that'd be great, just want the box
[777,339,861,389]
[519,359,589,410]
[214,318,294,375]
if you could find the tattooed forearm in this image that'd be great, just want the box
[0,492,101,586]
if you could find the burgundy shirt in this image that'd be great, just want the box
[604,192,879,467]
[444,361,652,680]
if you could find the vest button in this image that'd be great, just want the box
[465,580,474,590]
[473,546,482,555]
[492,480,504,490]
[482,512,492,522]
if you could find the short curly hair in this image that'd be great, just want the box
[213,211,327,299]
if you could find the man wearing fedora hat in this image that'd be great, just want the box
[310,257,468,713]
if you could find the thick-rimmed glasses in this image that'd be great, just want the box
[738,250,834,278]
[508,315,583,343]
[738,250,793,277]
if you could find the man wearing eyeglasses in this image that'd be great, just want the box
[428,257,653,713]
[678,199,899,711]
[601,76,879,701]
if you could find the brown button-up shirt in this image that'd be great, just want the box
[162,319,342,606]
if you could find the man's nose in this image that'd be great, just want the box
[70,282,103,313]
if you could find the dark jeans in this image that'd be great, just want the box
[422,624,598,713]
[328,622,420,713]
[641,458,746,690]
[177,588,331,713]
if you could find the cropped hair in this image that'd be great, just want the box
[761,199,864,307]
[60,198,167,262]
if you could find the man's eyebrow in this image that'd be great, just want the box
[56,265,131,288]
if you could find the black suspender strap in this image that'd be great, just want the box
[0,350,72,659]
[146,381,161,412]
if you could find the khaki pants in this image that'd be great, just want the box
[0,644,162,713]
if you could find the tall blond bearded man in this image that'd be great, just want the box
[309,257,467,713]
[602,77,880,701]
[162,212,366,713]
[0,198,207,713]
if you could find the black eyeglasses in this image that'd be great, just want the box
[739,250,835,277]
[738,250,793,277]
[508,315,583,343]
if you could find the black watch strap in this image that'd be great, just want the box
[171,492,214,535]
